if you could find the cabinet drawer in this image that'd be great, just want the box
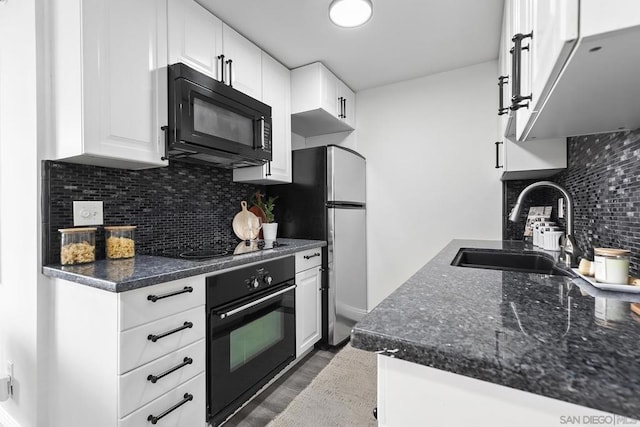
[295,248,322,272]
[119,339,205,417]
[119,276,205,331]
[119,306,205,374]
[119,373,206,427]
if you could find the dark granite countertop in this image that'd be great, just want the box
[43,238,326,292]
[352,239,640,420]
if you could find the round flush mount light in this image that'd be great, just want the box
[329,0,373,28]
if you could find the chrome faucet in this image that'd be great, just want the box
[508,181,580,266]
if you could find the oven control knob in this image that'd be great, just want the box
[264,276,273,285]
[251,278,260,289]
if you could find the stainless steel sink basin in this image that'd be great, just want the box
[451,248,570,276]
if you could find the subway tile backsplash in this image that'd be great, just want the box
[43,161,264,264]
[504,128,640,275]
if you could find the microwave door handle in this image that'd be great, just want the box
[259,117,265,149]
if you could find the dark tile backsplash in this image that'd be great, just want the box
[43,161,264,264]
[504,128,640,275]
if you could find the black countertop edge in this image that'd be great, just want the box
[42,239,326,293]
[351,239,640,420]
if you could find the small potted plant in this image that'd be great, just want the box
[250,192,279,241]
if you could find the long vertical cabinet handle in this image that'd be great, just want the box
[337,97,344,118]
[342,98,347,119]
[218,55,225,84]
[266,161,272,177]
[510,32,533,111]
[498,76,509,115]
[226,59,233,87]
[495,141,504,169]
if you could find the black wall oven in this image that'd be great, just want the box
[167,62,272,168]
[206,257,296,426]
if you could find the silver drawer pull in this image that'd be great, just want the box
[217,284,296,319]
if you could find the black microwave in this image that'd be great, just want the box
[166,63,272,168]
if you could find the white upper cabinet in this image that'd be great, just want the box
[511,0,640,141]
[496,0,567,181]
[221,24,263,101]
[50,0,168,170]
[168,0,223,80]
[291,62,356,137]
[233,53,292,184]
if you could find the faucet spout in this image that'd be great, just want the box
[508,181,579,265]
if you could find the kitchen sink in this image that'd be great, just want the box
[451,248,570,276]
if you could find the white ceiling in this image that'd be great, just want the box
[199,0,505,92]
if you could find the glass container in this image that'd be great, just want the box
[59,227,97,265]
[594,248,630,284]
[104,225,136,259]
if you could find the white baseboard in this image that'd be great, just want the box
[0,406,20,427]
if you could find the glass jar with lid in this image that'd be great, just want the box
[594,248,630,284]
[59,227,97,265]
[104,225,136,259]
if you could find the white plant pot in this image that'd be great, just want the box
[262,222,278,241]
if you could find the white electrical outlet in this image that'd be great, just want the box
[73,201,104,226]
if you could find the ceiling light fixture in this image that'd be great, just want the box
[329,0,373,28]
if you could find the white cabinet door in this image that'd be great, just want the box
[320,65,339,118]
[515,0,578,141]
[233,53,292,184]
[168,0,223,80]
[499,136,567,180]
[51,0,168,169]
[295,266,322,358]
[222,24,262,100]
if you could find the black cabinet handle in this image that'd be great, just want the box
[495,141,503,169]
[147,393,193,425]
[510,32,533,110]
[147,322,193,343]
[218,54,225,84]
[498,75,509,115]
[266,161,272,177]
[226,59,233,87]
[304,252,321,260]
[337,97,344,118]
[342,98,347,119]
[147,286,193,303]
[147,357,193,384]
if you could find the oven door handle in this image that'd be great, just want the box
[217,284,296,319]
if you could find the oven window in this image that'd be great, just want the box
[229,309,285,372]
[193,97,254,147]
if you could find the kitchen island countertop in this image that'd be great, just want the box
[351,239,640,420]
[43,238,326,292]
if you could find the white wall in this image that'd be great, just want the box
[357,61,502,309]
[0,0,49,426]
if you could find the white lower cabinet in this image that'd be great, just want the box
[48,276,207,427]
[295,249,323,358]
[377,355,613,427]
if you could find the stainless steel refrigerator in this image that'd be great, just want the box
[271,145,367,346]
